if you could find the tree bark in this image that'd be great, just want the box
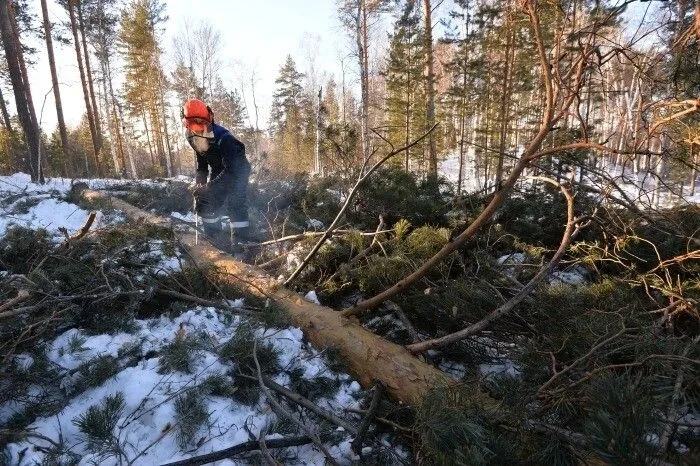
[156,65,174,177]
[9,1,44,181]
[0,85,11,132]
[68,0,99,176]
[496,10,515,183]
[0,0,40,180]
[142,107,155,166]
[77,188,459,407]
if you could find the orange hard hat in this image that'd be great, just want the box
[181,99,212,133]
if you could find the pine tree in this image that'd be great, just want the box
[210,82,247,134]
[119,0,172,177]
[81,0,129,178]
[269,55,311,173]
[383,0,427,172]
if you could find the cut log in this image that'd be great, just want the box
[78,188,455,406]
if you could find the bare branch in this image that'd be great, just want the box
[284,124,438,285]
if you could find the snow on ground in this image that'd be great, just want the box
[439,149,700,207]
[304,290,321,304]
[3,308,366,465]
[0,173,156,239]
[306,218,325,230]
[0,173,377,464]
[0,197,106,239]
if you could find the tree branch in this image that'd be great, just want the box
[351,382,384,454]
[284,124,438,286]
[406,175,585,353]
[158,436,312,466]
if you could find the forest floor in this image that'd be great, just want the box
[1,166,698,465]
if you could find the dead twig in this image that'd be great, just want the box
[257,228,395,247]
[324,215,386,285]
[157,436,312,466]
[258,428,282,466]
[155,288,258,317]
[351,382,384,454]
[344,408,413,434]
[58,210,97,246]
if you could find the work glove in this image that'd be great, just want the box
[191,184,213,215]
[189,183,206,195]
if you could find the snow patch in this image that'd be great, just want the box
[304,290,320,304]
[306,218,325,230]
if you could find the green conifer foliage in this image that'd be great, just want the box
[383,0,427,172]
[269,55,314,173]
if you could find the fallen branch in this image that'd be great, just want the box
[0,289,30,315]
[258,428,282,466]
[351,382,384,454]
[537,325,633,395]
[239,374,358,435]
[58,210,97,245]
[155,288,258,317]
[344,408,413,434]
[284,124,438,286]
[257,228,395,247]
[158,436,312,466]
[252,339,339,466]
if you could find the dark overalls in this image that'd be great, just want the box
[192,123,251,239]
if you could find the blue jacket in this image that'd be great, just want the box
[194,123,250,201]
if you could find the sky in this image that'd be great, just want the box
[28,0,356,133]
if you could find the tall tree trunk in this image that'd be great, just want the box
[357,0,370,163]
[496,15,515,183]
[68,0,99,176]
[106,56,130,178]
[40,0,69,163]
[9,2,44,181]
[77,2,102,156]
[117,102,138,178]
[483,68,492,189]
[423,0,437,176]
[456,6,471,194]
[99,58,120,177]
[0,0,40,181]
[155,65,173,177]
[0,85,12,132]
[142,107,155,166]
[315,86,322,175]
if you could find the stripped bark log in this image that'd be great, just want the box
[78,188,457,406]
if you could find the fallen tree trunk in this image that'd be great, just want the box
[79,188,455,406]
